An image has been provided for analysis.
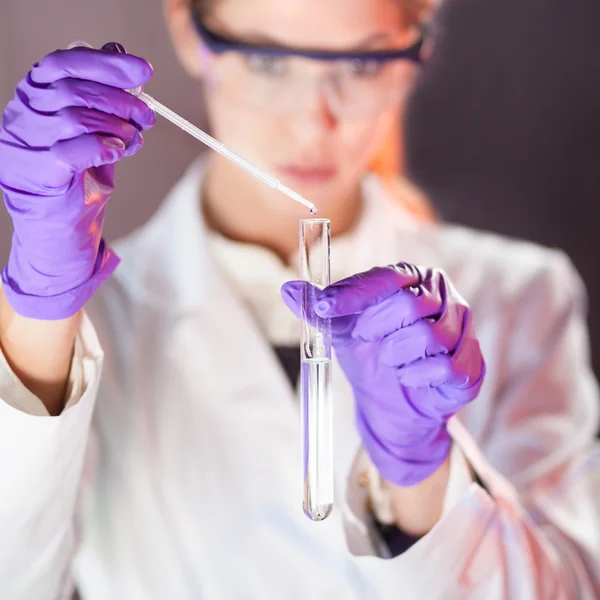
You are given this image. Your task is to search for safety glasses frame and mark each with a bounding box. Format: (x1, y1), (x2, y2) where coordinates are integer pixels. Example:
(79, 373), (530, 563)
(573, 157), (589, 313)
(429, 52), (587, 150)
(193, 12), (425, 64)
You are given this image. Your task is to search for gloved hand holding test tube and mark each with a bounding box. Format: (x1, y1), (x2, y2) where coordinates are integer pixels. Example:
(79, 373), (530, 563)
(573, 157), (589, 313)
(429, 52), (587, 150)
(68, 41), (318, 216)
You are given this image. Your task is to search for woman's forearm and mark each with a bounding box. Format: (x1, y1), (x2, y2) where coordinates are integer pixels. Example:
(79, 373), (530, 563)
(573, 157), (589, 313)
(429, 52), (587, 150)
(0, 287), (80, 416)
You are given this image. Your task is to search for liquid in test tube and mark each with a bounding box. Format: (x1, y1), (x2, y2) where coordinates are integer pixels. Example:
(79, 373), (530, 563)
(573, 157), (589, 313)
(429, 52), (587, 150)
(299, 219), (334, 521)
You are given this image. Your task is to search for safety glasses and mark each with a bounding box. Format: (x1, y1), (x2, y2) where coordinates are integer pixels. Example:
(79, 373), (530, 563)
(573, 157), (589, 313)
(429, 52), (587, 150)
(193, 14), (425, 117)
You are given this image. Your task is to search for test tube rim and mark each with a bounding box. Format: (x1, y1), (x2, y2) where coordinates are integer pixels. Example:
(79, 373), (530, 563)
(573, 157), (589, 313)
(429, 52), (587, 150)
(299, 218), (331, 226)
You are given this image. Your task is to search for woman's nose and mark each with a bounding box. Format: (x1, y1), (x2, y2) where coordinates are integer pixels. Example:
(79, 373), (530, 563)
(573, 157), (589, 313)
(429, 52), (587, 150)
(286, 88), (338, 143)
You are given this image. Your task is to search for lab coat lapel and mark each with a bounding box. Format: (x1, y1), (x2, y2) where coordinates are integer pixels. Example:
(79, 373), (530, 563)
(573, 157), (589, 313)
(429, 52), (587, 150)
(176, 261), (300, 421)
(158, 162), (300, 430)
(134, 157), (303, 493)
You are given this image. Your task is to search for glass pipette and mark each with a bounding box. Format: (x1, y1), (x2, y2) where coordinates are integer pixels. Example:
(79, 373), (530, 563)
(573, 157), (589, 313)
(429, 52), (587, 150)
(67, 41), (317, 215)
(135, 92), (317, 214)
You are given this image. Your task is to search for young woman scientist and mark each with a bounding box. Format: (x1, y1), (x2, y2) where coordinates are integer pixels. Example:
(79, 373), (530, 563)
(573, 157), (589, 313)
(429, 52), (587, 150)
(0, 0), (599, 598)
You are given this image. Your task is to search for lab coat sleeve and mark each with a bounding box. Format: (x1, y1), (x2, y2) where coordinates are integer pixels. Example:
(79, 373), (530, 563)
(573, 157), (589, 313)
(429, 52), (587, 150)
(342, 252), (600, 599)
(0, 312), (103, 600)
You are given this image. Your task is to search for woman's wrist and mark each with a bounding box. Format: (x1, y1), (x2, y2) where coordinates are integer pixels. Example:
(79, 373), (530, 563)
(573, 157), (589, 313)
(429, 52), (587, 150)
(0, 286), (81, 416)
(381, 453), (452, 536)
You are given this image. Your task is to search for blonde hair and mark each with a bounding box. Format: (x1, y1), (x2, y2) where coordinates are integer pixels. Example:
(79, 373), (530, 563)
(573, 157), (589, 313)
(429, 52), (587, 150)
(368, 0), (435, 222)
(402, 0), (434, 27)
(370, 125), (436, 222)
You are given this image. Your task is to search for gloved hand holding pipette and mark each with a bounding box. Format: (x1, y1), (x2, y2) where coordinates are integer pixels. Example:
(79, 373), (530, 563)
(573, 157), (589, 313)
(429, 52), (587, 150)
(282, 263), (486, 487)
(0, 43), (155, 319)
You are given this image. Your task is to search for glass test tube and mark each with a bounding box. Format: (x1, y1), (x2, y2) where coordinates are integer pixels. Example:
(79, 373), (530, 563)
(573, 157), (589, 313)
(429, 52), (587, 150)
(299, 219), (334, 521)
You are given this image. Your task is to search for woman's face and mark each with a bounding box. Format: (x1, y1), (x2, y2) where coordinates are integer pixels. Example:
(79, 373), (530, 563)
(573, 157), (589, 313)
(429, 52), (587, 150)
(167, 0), (418, 211)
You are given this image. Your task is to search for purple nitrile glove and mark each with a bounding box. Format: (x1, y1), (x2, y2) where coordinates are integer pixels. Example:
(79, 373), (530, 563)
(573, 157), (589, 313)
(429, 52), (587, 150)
(0, 42), (156, 319)
(282, 263), (485, 487)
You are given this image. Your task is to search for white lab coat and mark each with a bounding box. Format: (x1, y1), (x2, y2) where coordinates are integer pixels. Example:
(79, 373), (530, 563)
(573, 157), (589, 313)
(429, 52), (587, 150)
(0, 159), (599, 600)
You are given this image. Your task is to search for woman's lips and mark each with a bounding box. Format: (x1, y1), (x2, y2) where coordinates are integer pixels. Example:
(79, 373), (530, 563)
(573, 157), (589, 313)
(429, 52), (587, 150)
(277, 165), (337, 184)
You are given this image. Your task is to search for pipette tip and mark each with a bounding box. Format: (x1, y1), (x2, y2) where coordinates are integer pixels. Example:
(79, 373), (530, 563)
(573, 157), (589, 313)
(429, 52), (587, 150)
(276, 182), (317, 214)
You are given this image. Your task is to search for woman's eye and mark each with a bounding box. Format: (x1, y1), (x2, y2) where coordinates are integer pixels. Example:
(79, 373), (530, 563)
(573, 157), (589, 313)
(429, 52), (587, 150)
(246, 54), (287, 76)
(344, 58), (382, 78)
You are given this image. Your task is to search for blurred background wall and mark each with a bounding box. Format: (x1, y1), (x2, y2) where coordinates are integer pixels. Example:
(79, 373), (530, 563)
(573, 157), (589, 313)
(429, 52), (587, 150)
(404, 0), (600, 377)
(1, 0), (599, 375)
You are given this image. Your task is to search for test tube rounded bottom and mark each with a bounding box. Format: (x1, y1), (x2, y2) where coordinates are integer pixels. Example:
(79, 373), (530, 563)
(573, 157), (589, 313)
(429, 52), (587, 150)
(301, 357), (334, 521)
